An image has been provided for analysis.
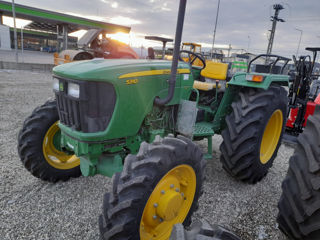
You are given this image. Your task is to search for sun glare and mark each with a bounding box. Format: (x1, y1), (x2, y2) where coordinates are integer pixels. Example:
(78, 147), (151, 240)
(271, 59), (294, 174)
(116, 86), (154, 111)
(2, 16), (31, 28)
(107, 32), (130, 44)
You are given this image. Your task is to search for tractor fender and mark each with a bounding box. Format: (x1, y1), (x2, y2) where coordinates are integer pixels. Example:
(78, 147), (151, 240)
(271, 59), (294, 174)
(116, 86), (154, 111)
(227, 72), (289, 90)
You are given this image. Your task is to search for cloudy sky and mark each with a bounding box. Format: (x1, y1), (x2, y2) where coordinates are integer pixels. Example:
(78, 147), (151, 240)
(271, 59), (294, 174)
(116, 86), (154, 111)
(3, 0), (320, 57)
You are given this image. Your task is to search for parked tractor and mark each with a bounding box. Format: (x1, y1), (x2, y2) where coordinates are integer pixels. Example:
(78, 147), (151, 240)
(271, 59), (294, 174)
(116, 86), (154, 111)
(284, 48), (320, 141)
(17, 0), (289, 239)
(182, 42), (202, 54)
(54, 29), (138, 65)
(180, 42), (204, 67)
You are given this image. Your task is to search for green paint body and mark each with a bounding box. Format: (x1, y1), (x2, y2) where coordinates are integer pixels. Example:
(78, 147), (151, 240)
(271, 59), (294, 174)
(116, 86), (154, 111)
(54, 60), (193, 142)
(52, 59), (289, 177)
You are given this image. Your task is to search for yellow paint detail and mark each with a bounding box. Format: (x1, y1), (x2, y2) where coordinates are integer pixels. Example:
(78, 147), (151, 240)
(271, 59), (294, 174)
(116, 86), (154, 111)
(126, 79), (139, 85)
(42, 121), (80, 170)
(118, 69), (190, 79)
(140, 164), (196, 240)
(193, 80), (221, 91)
(260, 110), (283, 164)
(200, 61), (228, 80)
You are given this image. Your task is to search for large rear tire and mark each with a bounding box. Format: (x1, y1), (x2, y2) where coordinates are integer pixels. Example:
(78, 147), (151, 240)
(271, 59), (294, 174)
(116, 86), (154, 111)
(220, 85), (287, 184)
(277, 106), (320, 239)
(99, 135), (205, 240)
(17, 100), (81, 182)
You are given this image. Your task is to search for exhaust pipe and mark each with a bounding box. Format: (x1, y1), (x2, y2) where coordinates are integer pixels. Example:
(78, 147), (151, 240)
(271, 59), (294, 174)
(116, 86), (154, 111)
(154, 0), (187, 106)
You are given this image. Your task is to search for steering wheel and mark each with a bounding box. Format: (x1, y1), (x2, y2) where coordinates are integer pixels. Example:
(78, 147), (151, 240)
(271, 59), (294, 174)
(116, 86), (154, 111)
(179, 50), (206, 70)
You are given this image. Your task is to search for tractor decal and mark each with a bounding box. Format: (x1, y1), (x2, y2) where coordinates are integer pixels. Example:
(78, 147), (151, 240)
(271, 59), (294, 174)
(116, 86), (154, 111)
(118, 68), (190, 79)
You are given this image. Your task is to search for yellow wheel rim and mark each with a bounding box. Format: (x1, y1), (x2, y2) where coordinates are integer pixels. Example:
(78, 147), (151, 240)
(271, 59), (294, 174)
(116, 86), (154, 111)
(260, 109), (283, 164)
(140, 164), (196, 240)
(42, 121), (80, 170)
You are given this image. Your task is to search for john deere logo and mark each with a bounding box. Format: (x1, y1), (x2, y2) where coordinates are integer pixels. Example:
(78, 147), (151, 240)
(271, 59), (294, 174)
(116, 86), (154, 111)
(59, 82), (64, 91)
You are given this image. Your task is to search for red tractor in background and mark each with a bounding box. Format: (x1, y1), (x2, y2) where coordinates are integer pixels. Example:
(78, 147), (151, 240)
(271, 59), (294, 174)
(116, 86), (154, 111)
(284, 47), (320, 142)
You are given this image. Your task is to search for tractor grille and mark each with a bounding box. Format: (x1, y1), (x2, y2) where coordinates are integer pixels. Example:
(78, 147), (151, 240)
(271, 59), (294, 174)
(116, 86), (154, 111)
(56, 94), (81, 130)
(54, 77), (116, 133)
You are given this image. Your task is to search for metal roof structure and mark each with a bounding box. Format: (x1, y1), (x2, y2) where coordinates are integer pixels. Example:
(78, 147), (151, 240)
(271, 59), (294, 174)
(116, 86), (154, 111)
(0, 0), (130, 34)
(145, 36), (173, 43)
(145, 36), (173, 59)
(25, 22), (77, 33)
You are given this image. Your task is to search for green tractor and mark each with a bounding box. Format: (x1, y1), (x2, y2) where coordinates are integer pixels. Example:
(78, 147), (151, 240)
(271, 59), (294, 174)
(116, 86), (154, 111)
(17, 0), (289, 239)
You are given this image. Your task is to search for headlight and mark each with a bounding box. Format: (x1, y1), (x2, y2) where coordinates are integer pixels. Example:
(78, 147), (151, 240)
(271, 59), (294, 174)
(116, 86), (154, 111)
(53, 78), (59, 91)
(68, 83), (80, 98)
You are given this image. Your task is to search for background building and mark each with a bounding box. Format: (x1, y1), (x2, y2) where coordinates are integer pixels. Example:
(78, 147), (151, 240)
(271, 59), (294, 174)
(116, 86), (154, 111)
(0, 0), (130, 52)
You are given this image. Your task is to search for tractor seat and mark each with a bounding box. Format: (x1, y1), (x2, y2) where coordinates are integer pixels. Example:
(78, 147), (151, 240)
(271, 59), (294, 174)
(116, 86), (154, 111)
(200, 61), (228, 80)
(193, 81), (221, 91)
(193, 61), (227, 91)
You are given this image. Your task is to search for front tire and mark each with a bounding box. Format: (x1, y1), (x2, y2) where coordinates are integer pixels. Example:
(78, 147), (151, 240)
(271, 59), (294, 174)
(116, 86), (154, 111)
(99, 135), (205, 240)
(17, 100), (81, 182)
(220, 85), (287, 183)
(277, 107), (320, 239)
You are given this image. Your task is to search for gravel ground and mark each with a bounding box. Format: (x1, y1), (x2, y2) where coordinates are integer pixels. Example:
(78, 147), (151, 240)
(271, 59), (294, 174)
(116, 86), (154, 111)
(0, 70), (293, 240)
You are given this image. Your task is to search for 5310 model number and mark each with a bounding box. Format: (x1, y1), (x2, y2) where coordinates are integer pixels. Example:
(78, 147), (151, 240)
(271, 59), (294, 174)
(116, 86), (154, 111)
(126, 79), (139, 85)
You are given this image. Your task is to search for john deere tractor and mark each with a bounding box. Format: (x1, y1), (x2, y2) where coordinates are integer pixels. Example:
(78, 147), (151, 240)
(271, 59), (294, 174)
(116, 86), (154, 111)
(17, 0), (289, 239)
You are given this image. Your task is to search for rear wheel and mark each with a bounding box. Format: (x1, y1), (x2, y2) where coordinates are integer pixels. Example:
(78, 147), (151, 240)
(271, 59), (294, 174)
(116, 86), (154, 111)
(99, 135), (205, 240)
(220, 85), (287, 183)
(277, 107), (320, 239)
(17, 100), (81, 182)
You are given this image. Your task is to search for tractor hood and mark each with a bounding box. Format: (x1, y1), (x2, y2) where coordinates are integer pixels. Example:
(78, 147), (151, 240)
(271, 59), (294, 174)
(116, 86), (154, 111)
(53, 59), (190, 83)
(52, 58), (194, 142)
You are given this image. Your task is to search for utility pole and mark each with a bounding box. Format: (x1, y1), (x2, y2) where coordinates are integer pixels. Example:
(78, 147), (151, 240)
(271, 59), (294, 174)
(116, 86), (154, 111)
(266, 4), (285, 57)
(12, 0), (18, 63)
(295, 28), (302, 57)
(210, 0), (221, 59)
(21, 26), (24, 62)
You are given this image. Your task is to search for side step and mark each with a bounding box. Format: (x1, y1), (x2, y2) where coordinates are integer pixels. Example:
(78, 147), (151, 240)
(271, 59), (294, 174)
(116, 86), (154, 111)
(194, 122), (215, 137)
(194, 122), (214, 159)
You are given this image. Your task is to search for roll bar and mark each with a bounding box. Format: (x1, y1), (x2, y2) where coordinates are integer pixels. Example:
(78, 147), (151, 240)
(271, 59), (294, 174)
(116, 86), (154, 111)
(247, 54), (291, 74)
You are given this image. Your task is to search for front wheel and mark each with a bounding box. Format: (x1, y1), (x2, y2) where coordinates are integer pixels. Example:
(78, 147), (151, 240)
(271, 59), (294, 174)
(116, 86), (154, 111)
(220, 85), (287, 184)
(99, 135), (206, 240)
(17, 100), (81, 182)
